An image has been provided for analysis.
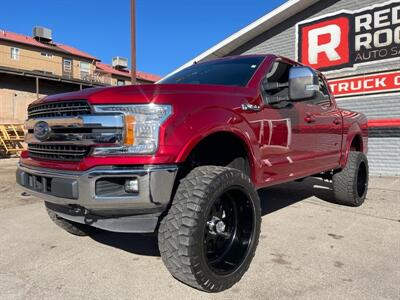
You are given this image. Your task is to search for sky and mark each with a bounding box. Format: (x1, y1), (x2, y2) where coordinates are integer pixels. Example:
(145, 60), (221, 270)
(0, 0), (286, 76)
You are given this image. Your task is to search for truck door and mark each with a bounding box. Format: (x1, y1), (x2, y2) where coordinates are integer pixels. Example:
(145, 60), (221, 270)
(298, 76), (343, 169)
(259, 60), (306, 182)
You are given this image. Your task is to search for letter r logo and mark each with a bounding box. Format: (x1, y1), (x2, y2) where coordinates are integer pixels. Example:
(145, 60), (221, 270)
(308, 25), (342, 64)
(299, 17), (350, 70)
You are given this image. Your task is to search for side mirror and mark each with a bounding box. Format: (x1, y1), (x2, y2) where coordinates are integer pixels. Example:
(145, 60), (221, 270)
(262, 81), (288, 92)
(289, 66), (318, 101)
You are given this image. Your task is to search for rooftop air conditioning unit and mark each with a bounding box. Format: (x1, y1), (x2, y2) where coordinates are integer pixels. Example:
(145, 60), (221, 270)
(33, 26), (52, 42)
(112, 57), (128, 70)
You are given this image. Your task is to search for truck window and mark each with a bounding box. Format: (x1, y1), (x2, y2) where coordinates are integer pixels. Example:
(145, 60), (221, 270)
(159, 56), (264, 87)
(262, 61), (291, 103)
(306, 76), (332, 106)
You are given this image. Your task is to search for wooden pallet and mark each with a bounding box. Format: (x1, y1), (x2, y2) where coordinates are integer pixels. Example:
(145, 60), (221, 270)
(0, 124), (25, 157)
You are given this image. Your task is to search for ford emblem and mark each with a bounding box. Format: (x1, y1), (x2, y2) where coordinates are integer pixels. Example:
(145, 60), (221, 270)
(33, 121), (51, 141)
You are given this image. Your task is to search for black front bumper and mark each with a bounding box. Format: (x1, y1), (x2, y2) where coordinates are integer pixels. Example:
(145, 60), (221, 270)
(45, 202), (163, 233)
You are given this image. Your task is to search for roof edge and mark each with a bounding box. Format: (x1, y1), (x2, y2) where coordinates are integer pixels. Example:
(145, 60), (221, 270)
(0, 29), (100, 61)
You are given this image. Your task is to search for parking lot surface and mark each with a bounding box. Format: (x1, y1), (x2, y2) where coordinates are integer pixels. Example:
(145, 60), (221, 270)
(0, 158), (399, 299)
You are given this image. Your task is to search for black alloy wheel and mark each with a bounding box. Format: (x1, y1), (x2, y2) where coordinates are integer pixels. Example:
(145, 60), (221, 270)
(356, 161), (367, 198)
(203, 187), (254, 275)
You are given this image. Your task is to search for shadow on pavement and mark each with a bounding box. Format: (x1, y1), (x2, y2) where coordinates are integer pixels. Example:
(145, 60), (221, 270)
(91, 177), (335, 257)
(91, 232), (160, 257)
(259, 177), (336, 216)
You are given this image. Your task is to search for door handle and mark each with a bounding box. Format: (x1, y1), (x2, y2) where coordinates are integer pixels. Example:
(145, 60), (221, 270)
(333, 118), (341, 125)
(304, 113), (316, 123)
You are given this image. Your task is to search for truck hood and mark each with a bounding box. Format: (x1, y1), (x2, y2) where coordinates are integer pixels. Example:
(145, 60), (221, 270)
(31, 84), (255, 106)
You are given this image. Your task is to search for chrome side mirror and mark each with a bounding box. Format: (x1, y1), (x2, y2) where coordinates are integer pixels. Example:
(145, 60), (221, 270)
(289, 66), (318, 101)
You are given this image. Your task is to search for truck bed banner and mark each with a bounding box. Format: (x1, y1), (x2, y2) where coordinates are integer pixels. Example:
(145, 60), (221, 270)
(297, 0), (400, 71)
(328, 71), (400, 98)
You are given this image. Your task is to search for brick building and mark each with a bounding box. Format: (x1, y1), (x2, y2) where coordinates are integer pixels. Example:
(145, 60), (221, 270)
(0, 27), (160, 124)
(170, 0), (400, 176)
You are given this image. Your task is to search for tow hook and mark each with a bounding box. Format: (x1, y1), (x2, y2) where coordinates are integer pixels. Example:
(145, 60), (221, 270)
(68, 205), (89, 216)
(68, 205), (96, 224)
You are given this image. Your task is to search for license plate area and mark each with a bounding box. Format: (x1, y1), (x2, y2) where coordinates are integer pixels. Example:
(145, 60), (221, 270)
(16, 169), (78, 199)
(25, 173), (52, 193)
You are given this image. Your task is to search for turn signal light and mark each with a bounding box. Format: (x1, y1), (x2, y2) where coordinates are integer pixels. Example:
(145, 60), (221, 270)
(124, 115), (135, 145)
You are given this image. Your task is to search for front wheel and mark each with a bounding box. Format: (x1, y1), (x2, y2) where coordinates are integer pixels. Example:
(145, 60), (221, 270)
(158, 166), (261, 292)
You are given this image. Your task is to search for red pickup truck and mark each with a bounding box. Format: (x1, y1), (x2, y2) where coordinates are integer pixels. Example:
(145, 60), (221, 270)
(16, 55), (368, 292)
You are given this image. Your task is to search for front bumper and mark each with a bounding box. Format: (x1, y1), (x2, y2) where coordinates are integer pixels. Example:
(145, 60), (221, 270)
(16, 163), (178, 232)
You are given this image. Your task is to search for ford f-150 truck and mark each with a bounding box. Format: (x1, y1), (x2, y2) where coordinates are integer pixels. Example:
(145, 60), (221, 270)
(16, 55), (368, 292)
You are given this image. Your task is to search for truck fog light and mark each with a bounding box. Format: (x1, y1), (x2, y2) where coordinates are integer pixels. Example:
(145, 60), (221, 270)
(124, 178), (139, 193)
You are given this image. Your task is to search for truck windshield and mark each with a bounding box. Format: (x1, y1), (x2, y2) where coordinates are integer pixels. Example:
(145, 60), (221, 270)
(159, 57), (264, 87)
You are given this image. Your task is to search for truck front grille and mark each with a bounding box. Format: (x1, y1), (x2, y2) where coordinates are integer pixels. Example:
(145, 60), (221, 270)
(28, 101), (91, 119)
(28, 144), (91, 161)
(25, 100), (124, 162)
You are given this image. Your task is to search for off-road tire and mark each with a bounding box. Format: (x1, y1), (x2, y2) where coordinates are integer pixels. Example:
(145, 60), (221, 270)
(332, 151), (369, 207)
(47, 208), (101, 236)
(158, 166), (261, 292)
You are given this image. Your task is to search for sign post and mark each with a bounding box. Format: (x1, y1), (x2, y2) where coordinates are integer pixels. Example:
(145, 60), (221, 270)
(131, 0), (136, 84)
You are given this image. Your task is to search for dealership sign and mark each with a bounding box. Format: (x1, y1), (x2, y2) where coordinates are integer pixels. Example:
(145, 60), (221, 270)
(328, 70), (400, 97)
(297, 0), (400, 71)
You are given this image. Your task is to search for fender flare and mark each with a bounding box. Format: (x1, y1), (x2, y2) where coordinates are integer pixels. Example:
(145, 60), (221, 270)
(173, 107), (262, 170)
(340, 122), (364, 168)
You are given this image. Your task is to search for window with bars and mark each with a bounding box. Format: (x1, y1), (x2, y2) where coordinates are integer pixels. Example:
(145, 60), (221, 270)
(10, 47), (20, 60)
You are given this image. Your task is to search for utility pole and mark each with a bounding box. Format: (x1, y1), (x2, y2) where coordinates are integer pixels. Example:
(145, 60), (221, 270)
(130, 0), (136, 84)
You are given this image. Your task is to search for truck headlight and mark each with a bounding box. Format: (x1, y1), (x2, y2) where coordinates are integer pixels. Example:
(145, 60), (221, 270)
(93, 104), (172, 155)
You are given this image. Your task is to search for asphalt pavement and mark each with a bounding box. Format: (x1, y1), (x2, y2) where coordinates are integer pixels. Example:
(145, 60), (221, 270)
(0, 158), (399, 299)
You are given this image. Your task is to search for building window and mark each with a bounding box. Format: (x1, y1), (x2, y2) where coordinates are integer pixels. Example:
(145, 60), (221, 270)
(63, 59), (72, 72)
(41, 52), (53, 58)
(117, 79), (125, 86)
(63, 58), (72, 77)
(10, 47), (20, 60)
(80, 62), (90, 81)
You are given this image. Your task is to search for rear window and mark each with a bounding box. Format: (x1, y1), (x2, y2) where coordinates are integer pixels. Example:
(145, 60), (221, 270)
(159, 57), (264, 87)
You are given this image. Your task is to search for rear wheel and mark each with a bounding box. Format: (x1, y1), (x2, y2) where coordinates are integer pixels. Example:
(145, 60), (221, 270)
(332, 151), (369, 207)
(158, 166), (261, 292)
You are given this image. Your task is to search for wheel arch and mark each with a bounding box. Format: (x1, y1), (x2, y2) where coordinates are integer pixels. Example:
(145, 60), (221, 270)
(340, 122), (365, 168)
(177, 129), (257, 181)
(350, 134), (364, 152)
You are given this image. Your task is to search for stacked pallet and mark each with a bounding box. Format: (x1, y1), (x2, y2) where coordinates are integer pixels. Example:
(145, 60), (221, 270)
(0, 124), (25, 157)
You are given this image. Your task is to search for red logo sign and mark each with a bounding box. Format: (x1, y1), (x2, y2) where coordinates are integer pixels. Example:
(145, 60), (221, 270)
(328, 71), (400, 97)
(300, 17), (350, 69)
(297, 0), (400, 71)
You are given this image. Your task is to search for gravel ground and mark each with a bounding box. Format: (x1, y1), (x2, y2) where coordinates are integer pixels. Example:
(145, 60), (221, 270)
(0, 158), (399, 300)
